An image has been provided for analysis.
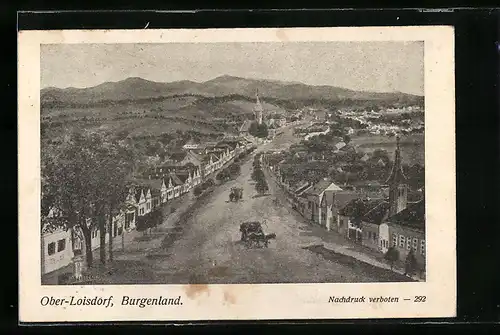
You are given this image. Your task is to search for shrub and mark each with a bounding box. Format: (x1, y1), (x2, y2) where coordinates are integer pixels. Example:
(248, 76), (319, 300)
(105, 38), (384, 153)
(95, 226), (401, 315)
(405, 250), (418, 276)
(384, 247), (400, 270)
(193, 185), (203, 196)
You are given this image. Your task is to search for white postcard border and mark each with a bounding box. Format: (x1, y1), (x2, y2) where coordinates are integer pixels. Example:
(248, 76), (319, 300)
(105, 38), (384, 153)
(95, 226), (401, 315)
(18, 26), (456, 322)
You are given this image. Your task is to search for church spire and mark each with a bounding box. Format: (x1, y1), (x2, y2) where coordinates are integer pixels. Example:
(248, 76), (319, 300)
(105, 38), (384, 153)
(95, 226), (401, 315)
(254, 89), (264, 125)
(385, 135), (407, 185)
(387, 135), (408, 216)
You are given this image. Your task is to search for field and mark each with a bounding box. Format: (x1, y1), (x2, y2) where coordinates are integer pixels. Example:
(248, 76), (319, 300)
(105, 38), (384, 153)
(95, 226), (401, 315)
(40, 95), (290, 141)
(351, 133), (425, 166)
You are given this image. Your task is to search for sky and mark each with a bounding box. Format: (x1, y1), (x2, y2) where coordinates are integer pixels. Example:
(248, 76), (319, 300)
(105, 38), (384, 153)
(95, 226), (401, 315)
(40, 41), (424, 95)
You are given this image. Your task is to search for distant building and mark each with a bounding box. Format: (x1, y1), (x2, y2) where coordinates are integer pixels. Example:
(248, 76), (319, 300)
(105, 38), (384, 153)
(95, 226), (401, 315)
(303, 178), (343, 226)
(182, 140), (199, 150)
(360, 201), (391, 252)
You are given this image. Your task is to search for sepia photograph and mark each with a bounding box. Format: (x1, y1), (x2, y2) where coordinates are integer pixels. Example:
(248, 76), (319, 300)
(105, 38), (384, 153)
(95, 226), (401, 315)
(19, 27), (456, 321)
(39, 41), (426, 285)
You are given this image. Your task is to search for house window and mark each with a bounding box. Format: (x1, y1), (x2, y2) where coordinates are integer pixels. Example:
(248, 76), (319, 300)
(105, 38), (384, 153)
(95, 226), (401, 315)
(421, 240), (425, 256)
(48, 242), (56, 255)
(392, 233), (398, 247)
(373, 233), (377, 242)
(406, 237), (412, 250)
(412, 238), (418, 252)
(399, 235), (405, 248)
(57, 239), (66, 252)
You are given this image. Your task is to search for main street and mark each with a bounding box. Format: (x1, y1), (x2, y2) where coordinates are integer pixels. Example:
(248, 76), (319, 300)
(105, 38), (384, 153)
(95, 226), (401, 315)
(136, 124), (410, 284)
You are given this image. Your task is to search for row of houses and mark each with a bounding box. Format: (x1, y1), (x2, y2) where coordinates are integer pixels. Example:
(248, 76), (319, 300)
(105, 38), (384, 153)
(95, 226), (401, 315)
(41, 137), (255, 284)
(263, 136), (426, 278)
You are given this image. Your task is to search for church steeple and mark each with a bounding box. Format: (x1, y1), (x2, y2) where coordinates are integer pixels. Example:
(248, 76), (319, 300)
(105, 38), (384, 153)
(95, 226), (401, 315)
(254, 90), (264, 125)
(387, 136), (408, 216)
(386, 136), (407, 185)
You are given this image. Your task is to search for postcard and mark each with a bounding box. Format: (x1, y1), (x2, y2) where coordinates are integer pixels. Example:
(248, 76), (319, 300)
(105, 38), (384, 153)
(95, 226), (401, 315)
(18, 26), (456, 322)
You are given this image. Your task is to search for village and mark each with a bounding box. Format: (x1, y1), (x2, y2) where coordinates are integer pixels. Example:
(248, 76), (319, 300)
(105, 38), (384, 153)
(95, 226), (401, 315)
(41, 90), (425, 285)
(261, 133), (425, 280)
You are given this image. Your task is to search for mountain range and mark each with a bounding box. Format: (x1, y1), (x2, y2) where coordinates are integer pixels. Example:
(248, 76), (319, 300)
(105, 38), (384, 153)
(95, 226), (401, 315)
(41, 75), (424, 107)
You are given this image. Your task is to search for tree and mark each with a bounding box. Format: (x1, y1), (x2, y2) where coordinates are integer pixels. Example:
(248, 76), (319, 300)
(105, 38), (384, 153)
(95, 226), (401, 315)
(255, 179), (269, 194)
(194, 185), (203, 196)
(404, 250), (418, 277)
(229, 163), (241, 177)
(41, 131), (135, 268)
(204, 179), (215, 188)
(384, 247), (400, 270)
(249, 121), (259, 137)
(249, 121), (269, 138)
(41, 131), (101, 268)
(101, 143), (134, 263)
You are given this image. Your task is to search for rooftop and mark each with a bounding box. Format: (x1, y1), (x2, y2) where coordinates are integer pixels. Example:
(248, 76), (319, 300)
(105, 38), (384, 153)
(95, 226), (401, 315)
(387, 199), (425, 230)
(361, 201), (391, 225)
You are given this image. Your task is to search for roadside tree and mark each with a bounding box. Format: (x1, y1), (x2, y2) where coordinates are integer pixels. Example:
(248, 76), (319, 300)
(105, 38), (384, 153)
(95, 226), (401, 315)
(384, 247), (400, 270)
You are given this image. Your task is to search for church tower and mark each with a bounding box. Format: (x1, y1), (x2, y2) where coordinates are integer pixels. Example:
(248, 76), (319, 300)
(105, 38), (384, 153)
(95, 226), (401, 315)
(254, 92), (264, 125)
(386, 136), (408, 216)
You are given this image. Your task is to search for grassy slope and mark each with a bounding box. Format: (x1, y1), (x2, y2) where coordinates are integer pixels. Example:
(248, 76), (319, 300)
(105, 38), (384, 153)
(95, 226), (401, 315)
(351, 133), (425, 166)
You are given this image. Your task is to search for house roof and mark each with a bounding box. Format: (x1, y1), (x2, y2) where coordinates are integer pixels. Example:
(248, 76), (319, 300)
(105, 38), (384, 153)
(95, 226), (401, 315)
(360, 153), (370, 161)
(361, 201), (390, 225)
(186, 151), (204, 165)
(182, 139), (198, 147)
(294, 181), (310, 193)
(134, 188), (145, 203)
(340, 144), (356, 152)
(168, 173), (184, 186)
(128, 178), (164, 191)
(202, 155), (213, 163)
(210, 153), (220, 162)
(169, 151), (188, 162)
(239, 120), (253, 132)
(308, 179), (342, 196)
(387, 199), (425, 230)
(332, 191), (360, 210)
(175, 171), (190, 183)
(339, 198), (381, 218)
(215, 143), (232, 150)
(335, 141), (346, 150)
(41, 221), (68, 235)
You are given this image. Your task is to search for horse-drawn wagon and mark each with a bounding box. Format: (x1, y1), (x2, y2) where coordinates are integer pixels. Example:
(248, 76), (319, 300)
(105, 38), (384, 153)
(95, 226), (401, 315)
(239, 221), (276, 248)
(229, 187), (243, 202)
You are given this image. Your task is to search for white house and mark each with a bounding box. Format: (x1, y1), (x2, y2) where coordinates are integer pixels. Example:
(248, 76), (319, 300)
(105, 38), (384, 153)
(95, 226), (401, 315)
(41, 226), (75, 284)
(134, 188), (148, 216)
